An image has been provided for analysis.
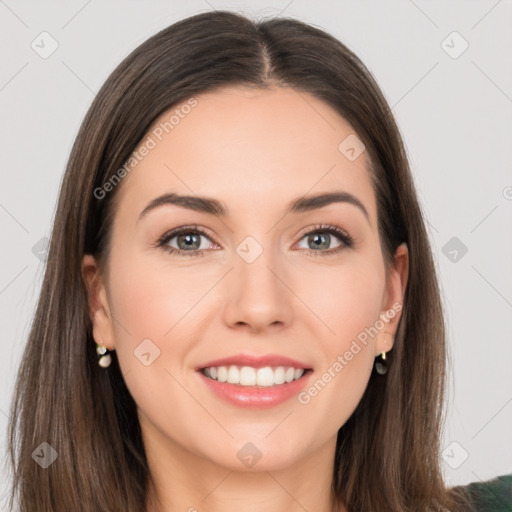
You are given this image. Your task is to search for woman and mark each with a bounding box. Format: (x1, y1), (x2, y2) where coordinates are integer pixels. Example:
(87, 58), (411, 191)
(7, 9), (505, 512)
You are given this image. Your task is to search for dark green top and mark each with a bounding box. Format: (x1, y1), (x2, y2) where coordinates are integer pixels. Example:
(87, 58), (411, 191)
(457, 474), (512, 511)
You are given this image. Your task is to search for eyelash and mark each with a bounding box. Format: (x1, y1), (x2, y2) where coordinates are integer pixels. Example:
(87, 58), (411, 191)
(155, 224), (354, 258)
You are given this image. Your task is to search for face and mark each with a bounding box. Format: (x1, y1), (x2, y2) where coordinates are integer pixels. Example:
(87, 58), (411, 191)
(83, 86), (408, 473)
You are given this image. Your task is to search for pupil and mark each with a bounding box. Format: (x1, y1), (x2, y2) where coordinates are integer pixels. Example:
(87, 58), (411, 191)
(310, 233), (329, 250)
(179, 233), (200, 250)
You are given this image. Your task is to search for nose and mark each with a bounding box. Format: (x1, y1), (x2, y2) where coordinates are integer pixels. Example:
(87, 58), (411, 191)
(221, 245), (294, 333)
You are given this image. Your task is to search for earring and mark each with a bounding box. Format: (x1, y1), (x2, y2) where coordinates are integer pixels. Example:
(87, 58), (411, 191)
(374, 351), (388, 375)
(96, 342), (112, 368)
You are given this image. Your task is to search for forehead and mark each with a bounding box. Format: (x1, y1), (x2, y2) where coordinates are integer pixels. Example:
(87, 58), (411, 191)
(115, 86), (376, 223)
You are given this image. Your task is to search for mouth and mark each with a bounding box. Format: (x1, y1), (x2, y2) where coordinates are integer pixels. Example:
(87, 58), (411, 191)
(195, 354), (313, 408)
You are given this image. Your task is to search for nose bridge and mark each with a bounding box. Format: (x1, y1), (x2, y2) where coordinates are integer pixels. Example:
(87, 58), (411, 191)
(222, 234), (293, 330)
(234, 234), (283, 302)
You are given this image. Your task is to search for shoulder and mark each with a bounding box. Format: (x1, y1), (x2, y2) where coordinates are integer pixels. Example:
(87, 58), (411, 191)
(456, 474), (512, 511)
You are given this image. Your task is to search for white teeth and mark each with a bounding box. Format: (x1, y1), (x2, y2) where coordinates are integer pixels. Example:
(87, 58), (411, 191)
(202, 365), (307, 387)
(217, 366), (227, 382)
(274, 367), (286, 385)
(227, 365), (239, 384)
(256, 367), (274, 387)
(239, 366), (256, 386)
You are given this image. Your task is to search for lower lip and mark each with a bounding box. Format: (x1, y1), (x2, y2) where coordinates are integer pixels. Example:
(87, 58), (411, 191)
(198, 370), (312, 408)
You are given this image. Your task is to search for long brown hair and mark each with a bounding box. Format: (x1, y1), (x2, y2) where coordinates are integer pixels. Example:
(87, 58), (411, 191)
(7, 10), (473, 511)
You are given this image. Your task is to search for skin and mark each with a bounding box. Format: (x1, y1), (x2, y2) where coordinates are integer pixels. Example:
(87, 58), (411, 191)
(82, 86), (408, 512)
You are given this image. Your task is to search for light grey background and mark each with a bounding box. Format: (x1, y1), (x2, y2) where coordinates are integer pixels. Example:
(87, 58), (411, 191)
(1, 0), (511, 507)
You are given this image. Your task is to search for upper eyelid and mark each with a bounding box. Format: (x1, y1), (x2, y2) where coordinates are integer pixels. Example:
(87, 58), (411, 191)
(157, 225), (216, 245)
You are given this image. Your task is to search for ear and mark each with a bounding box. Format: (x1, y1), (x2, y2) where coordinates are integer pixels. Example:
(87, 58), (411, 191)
(81, 254), (116, 351)
(375, 242), (409, 355)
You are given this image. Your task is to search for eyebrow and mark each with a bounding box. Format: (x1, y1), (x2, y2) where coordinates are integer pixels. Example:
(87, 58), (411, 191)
(137, 191), (370, 223)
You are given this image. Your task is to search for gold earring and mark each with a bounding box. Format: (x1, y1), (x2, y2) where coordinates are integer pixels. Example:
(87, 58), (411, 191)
(96, 342), (112, 368)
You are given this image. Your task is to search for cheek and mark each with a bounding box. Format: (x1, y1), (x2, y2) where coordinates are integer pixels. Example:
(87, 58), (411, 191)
(293, 259), (385, 415)
(104, 248), (210, 398)
(107, 249), (216, 345)
(105, 253), (215, 447)
(298, 257), (386, 345)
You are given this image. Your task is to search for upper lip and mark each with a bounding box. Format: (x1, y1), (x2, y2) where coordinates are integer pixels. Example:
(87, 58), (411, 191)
(197, 353), (312, 371)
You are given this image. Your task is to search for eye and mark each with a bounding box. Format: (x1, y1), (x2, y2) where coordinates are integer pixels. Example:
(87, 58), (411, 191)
(295, 224), (354, 256)
(155, 223), (354, 258)
(156, 225), (218, 257)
